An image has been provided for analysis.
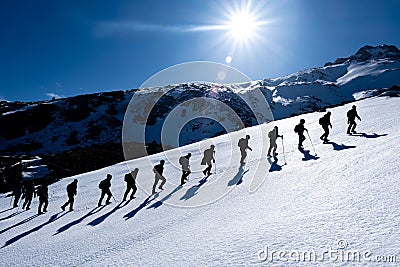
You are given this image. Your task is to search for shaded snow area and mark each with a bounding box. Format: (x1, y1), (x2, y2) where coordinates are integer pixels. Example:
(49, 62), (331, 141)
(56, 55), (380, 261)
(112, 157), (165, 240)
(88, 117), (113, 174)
(0, 96), (399, 266)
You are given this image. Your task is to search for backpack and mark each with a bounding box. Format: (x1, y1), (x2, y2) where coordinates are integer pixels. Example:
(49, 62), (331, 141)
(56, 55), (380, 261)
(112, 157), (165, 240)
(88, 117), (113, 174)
(294, 124), (300, 133)
(98, 180), (105, 190)
(347, 110), (351, 118)
(238, 138), (245, 147)
(268, 131), (273, 138)
(319, 117), (324, 125)
(179, 156), (185, 165)
(67, 183), (74, 194)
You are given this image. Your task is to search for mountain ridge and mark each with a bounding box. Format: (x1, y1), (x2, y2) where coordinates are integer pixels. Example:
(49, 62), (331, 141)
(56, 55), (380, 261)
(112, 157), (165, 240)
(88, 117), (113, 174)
(0, 44), (399, 188)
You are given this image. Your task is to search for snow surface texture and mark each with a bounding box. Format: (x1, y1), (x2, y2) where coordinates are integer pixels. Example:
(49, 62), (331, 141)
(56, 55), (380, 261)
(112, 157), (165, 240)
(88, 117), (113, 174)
(0, 96), (399, 266)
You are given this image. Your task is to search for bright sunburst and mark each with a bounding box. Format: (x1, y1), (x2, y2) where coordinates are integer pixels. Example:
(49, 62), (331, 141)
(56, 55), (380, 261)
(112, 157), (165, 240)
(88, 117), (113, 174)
(226, 8), (258, 41)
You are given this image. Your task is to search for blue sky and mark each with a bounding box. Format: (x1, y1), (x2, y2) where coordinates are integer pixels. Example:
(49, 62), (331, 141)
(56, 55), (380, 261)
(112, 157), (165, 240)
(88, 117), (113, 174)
(1, 0), (399, 101)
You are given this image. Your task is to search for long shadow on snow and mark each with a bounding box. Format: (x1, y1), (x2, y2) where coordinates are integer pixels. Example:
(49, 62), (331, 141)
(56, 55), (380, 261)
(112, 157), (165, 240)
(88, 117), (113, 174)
(87, 200), (132, 227)
(0, 207), (14, 215)
(228, 165), (249, 186)
(299, 149), (320, 161)
(325, 141), (356, 151)
(180, 176), (209, 201)
(124, 193), (159, 220)
(148, 186), (182, 208)
(2, 212), (67, 248)
(267, 157), (283, 172)
(350, 132), (388, 138)
(0, 214), (39, 235)
(54, 206), (106, 235)
(0, 210), (25, 221)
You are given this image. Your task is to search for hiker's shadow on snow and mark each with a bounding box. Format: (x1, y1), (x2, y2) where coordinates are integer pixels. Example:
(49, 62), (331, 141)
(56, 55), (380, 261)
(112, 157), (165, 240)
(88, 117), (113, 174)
(148, 186), (182, 208)
(228, 166), (249, 186)
(351, 132), (388, 138)
(87, 200), (131, 227)
(54, 206), (105, 235)
(267, 157), (282, 172)
(124, 194), (158, 220)
(299, 149), (320, 161)
(325, 141), (356, 151)
(0, 207), (14, 215)
(3, 212), (67, 248)
(0, 210), (24, 221)
(180, 176), (209, 201)
(0, 214), (39, 235)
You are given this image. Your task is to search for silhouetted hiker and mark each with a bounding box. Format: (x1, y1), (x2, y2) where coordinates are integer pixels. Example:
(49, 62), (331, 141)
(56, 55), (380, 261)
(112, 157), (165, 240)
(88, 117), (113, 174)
(36, 183), (48, 215)
(347, 105), (361, 134)
(123, 168), (138, 201)
(267, 126), (283, 157)
(98, 174), (113, 206)
(319, 111), (332, 142)
(294, 119), (308, 149)
(238, 135), (252, 164)
(152, 160), (166, 195)
(61, 179), (78, 211)
(201, 145), (215, 176)
(179, 153), (192, 185)
(22, 180), (34, 210)
(12, 179), (22, 208)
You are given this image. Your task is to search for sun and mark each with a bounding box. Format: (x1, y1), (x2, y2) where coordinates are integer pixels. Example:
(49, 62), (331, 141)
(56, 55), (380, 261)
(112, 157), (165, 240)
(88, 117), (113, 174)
(227, 10), (257, 41)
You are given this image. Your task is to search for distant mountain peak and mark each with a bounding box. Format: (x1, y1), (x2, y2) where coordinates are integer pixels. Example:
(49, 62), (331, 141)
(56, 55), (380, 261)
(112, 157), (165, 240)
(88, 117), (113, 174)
(325, 44), (400, 66)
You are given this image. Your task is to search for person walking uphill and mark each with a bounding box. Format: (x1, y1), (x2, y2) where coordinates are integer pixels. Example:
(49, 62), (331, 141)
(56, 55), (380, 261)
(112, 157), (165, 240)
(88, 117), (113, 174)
(12, 179), (22, 208)
(347, 105), (361, 134)
(201, 145), (215, 176)
(294, 119), (308, 149)
(179, 153), (191, 185)
(238, 135), (252, 164)
(61, 179), (78, 211)
(22, 180), (34, 210)
(152, 160), (166, 195)
(319, 112), (332, 142)
(123, 168), (138, 201)
(11, 161), (23, 208)
(267, 126), (282, 157)
(98, 174), (113, 206)
(36, 182), (48, 215)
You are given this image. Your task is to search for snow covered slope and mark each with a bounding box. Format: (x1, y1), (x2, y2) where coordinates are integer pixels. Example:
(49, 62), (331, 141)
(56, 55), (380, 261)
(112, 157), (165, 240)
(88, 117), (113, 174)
(1, 95), (398, 266)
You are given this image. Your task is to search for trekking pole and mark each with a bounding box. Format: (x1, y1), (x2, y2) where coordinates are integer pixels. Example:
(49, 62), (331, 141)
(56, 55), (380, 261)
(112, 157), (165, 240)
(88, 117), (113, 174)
(213, 151), (216, 174)
(281, 136), (287, 165)
(306, 131), (317, 156)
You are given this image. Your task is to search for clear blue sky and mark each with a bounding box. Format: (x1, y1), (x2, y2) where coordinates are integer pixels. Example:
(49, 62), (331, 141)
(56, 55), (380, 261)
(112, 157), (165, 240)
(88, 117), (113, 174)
(1, 0), (399, 101)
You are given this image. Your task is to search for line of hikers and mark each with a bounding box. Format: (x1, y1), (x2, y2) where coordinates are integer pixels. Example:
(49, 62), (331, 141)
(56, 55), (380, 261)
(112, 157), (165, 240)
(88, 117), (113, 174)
(9, 105), (362, 213)
(11, 179), (49, 215)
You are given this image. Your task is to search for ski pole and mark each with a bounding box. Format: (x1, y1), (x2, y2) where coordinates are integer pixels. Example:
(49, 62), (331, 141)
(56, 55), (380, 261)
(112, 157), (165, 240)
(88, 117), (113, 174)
(112, 195), (117, 202)
(213, 151), (216, 174)
(281, 136), (287, 165)
(306, 131), (317, 156)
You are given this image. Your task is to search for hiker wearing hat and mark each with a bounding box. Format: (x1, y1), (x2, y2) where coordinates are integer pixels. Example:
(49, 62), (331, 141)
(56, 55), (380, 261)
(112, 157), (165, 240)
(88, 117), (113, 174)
(201, 145), (216, 175)
(98, 174), (113, 206)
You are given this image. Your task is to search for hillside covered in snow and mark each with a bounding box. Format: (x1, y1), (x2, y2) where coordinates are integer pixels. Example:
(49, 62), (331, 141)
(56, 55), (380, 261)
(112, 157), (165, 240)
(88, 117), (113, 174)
(0, 94), (398, 266)
(0, 44), (400, 186)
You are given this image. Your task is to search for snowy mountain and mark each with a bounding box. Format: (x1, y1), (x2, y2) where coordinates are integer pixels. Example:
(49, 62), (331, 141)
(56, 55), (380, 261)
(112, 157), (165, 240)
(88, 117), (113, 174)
(0, 44), (399, 183)
(0, 95), (398, 266)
